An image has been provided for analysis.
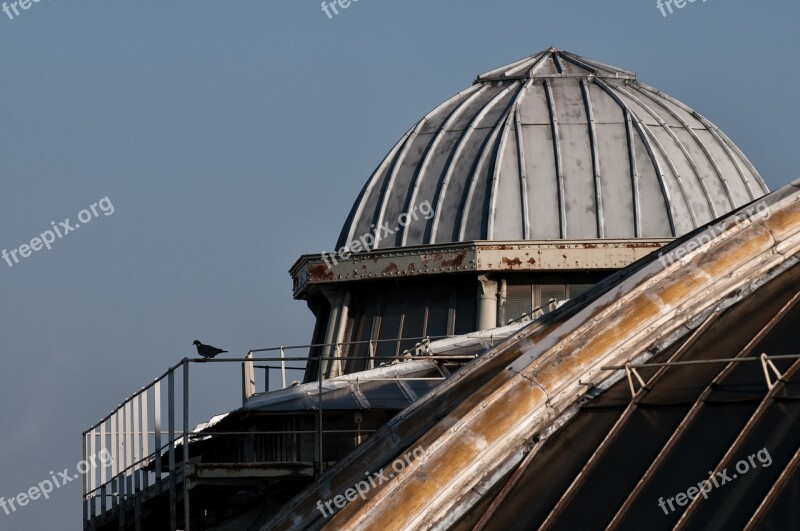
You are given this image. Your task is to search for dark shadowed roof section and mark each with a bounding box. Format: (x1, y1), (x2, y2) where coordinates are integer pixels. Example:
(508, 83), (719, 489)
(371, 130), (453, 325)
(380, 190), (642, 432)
(468, 261), (800, 530)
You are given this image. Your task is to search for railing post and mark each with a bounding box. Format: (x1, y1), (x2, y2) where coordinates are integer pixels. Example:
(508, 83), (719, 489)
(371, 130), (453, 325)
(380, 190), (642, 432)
(280, 346), (287, 389)
(368, 339), (375, 370)
(183, 359), (190, 531)
(89, 428), (96, 519)
(133, 396), (141, 496)
(317, 357), (324, 476)
(118, 408), (127, 526)
(335, 342), (342, 363)
(154, 381), (162, 482)
(242, 351), (255, 405)
(141, 391), (149, 491)
(82, 431), (88, 527)
(168, 368), (176, 531)
(125, 401), (133, 501)
(100, 420), (107, 514)
(110, 412), (117, 510)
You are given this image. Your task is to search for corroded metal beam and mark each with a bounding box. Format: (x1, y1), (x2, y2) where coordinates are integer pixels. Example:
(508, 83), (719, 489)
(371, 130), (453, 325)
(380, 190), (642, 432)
(290, 239), (670, 299)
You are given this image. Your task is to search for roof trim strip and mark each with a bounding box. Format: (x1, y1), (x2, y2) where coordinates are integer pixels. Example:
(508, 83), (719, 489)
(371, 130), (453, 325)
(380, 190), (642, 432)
(595, 78), (679, 234)
(631, 83), (736, 212)
(401, 85), (488, 246)
(429, 85), (517, 244)
(582, 78), (604, 238)
(456, 94), (518, 241)
(544, 79), (567, 239)
(617, 84), (717, 220)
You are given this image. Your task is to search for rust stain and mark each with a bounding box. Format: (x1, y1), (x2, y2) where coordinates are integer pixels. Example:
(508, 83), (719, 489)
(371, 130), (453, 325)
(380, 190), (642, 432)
(761, 201), (800, 239)
(624, 242), (663, 249)
(697, 227), (774, 280)
(383, 262), (399, 274)
(502, 257), (523, 268)
(532, 292), (662, 389)
(528, 258), (536, 265)
(407, 263), (417, 273)
(309, 264), (334, 281)
(656, 269), (707, 307)
(441, 253), (466, 268)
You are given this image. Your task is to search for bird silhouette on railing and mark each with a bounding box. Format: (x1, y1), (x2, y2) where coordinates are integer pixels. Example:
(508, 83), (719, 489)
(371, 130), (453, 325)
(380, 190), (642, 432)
(193, 340), (228, 359)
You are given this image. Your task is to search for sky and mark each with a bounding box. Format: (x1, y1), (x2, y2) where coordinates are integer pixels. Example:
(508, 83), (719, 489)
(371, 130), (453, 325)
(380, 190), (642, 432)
(0, 0), (798, 528)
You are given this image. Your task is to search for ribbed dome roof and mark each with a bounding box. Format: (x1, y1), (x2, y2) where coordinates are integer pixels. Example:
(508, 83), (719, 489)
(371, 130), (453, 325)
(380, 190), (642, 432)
(337, 48), (768, 250)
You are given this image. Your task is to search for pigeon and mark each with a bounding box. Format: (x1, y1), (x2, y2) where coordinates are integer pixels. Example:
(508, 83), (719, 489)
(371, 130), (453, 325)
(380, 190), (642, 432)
(193, 340), (228, 359)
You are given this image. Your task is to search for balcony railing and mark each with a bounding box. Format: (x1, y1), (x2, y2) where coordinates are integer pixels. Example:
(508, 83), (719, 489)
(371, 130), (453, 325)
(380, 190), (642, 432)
(81, 335), (479, 530)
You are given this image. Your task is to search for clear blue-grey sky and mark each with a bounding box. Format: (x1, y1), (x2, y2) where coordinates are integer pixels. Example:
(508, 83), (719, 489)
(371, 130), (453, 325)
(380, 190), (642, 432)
(0, 0), (798, 528)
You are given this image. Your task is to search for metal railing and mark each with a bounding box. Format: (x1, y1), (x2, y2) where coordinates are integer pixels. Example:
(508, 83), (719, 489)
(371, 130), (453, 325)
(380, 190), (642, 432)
(82, 335), (476, 530)
(243, 334), (457, 394)
(82, 358), (189, 529)
(601, 353), (800, 397)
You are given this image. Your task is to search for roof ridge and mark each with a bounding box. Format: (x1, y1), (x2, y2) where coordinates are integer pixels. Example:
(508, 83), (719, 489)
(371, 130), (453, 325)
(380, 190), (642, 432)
(476, 48), (637, 83)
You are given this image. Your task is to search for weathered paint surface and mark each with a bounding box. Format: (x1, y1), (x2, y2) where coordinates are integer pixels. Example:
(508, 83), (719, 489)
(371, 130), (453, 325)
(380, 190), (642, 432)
(336, 49), (767, 252)
(290, 239), (672, 298)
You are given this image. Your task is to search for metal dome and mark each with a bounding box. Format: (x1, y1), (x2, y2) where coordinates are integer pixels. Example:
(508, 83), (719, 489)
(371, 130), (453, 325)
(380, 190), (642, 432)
(337, 48), (768, 250)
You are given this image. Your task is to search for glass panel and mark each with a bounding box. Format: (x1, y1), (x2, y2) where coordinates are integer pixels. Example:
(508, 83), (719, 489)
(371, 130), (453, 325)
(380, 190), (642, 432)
(538, 280), (567, 310)
(568, 283), (595, 299)
(426, 283), (450, 339)
(303, 298), (331, 383)
(506, 279), (533, 323)
(454, 278), (477, 334)
(400, 286), (428, 353)
(344, 292), (378, 373)
(376, 287), (403, 361)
